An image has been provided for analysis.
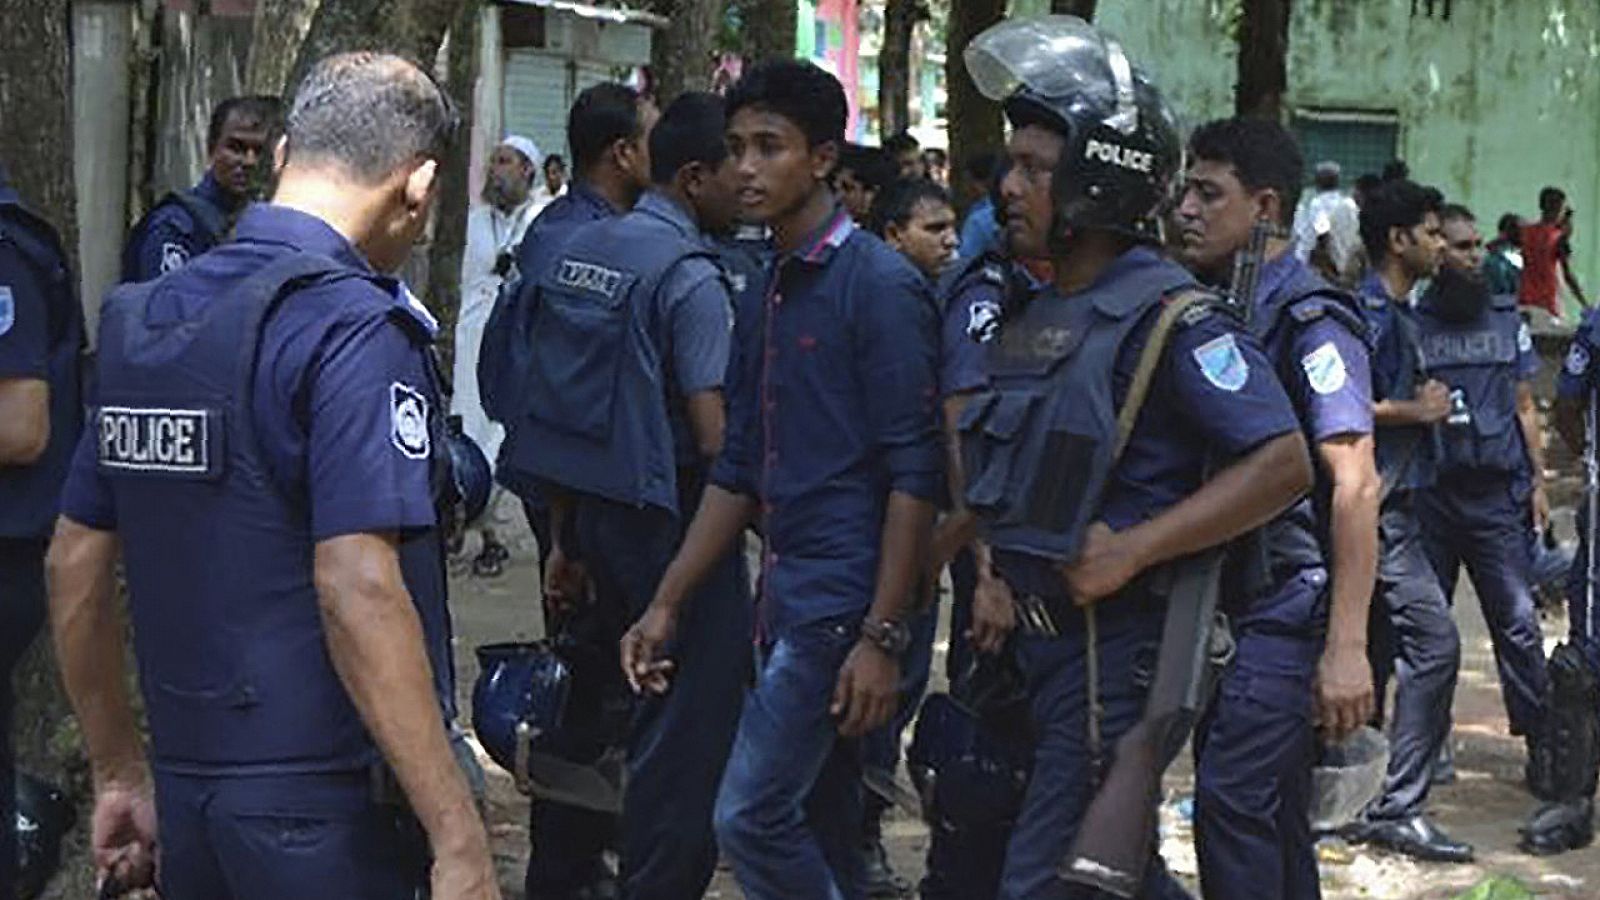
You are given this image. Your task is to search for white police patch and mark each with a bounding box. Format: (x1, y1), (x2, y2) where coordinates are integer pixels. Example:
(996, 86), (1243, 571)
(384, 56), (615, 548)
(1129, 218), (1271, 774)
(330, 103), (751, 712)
(160, 242), (190, 274)
(967, 297), (1004, 344)
(0, 286), (13, 338)
(1193, 333), (1249, 392)
(1568, 342), (1591, 377)
(1518, 322), (1534, 354)
(1301, 341), (1348, 396)
(97, 406), (212, 475)
(390, 383), (430, 460)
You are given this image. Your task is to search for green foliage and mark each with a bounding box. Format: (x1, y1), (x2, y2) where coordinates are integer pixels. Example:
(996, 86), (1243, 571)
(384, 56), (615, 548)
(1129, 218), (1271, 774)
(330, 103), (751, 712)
(1454, 876), (1537, 900)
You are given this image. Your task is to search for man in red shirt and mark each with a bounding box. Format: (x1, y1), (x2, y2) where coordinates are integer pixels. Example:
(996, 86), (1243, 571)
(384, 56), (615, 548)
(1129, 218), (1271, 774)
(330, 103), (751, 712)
(1519, 186), (1588, 321)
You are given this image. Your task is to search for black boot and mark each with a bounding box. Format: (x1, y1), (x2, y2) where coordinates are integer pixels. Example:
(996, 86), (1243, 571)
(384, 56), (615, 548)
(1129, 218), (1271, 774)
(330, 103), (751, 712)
(1520, 797), (1595, 856)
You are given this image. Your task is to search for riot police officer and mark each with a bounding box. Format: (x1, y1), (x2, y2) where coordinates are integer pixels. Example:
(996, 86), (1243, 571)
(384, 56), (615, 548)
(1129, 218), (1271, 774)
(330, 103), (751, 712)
(122, 95), (280, 282)
(1416, 203), (1550, 772)
(623, 60), (942, 900)
(0, 162), (82, 900)
(47, 53), (498, 899)
(476, 80), (658, 900)
(959, 17), (1312, 898)
(1345, 178), (1473, 862)
(1174, 117), (1380, 899)
(519, 91), (752, 899)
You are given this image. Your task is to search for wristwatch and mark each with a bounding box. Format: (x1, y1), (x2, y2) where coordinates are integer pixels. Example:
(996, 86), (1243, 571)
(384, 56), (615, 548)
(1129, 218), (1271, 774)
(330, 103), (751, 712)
(860, 616), (912, 656)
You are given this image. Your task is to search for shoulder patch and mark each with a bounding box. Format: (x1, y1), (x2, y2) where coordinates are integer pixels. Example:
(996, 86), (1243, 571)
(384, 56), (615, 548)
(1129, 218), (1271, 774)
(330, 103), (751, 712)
(1567, 341), (1591, 377)
(390, 382), (431, 460)
(1289, 297), (1330, 324)
(1176, 300), (1218, 328)
(160, 241), (190, 274)
(1518, 322), (1534, 354)
(1193, 332), (1249, 392)
(966, 295), (1004, 344)
(0, 285), (12, 337)
(1301, 340), (1348, 395)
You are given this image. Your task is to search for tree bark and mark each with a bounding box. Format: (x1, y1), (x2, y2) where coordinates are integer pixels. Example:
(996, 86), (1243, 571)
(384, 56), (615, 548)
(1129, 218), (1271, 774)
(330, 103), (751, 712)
(744, 0), (798, 64)
(425, 0), (481, 362)
(946, 0), (1005, 216)
(1236, 0), (1291, 120)
(650, 0), (722, 106)
(878, 0), (915, 137)
(244, 0), (322, 96)
(288, 0), (465, 91)
(1049, 0), (1098, 19)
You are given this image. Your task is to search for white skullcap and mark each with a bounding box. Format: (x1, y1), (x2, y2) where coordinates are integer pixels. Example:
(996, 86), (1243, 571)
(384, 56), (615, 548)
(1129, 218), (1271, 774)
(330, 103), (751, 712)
(500, 135), (541, 167)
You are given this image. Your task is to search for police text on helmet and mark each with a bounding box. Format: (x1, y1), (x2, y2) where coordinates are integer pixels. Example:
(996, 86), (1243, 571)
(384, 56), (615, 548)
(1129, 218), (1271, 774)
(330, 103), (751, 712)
(1084, 138), (1153, 174)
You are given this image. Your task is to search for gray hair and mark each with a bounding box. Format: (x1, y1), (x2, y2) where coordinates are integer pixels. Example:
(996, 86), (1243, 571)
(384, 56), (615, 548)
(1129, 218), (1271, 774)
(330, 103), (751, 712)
(286, 52), (459, 184)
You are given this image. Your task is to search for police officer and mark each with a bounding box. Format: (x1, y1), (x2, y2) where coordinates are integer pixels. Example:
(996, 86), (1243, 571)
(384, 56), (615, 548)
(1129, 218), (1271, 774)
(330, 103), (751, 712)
(959, 18), (1313, 899)
(122, 95), (280, 282)
(623, 60), (942, 900)
(0, 162), (82, 900)
(1174, 117), (1380, 899)
(1344, 178), (1473, 861)
(1416, 203), (1550, 773)
(475, 81), (658, 900)
(47, 53), (498, 899)
(515, 91), (751, 900)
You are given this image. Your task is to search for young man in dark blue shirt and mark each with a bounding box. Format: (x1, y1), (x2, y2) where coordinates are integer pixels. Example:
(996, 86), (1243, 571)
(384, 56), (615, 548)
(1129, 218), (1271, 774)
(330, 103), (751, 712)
(620, 61), (942, 899)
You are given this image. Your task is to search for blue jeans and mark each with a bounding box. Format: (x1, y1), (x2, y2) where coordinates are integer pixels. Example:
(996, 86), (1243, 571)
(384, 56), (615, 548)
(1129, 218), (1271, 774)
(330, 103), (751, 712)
(715, 615), (867, 900)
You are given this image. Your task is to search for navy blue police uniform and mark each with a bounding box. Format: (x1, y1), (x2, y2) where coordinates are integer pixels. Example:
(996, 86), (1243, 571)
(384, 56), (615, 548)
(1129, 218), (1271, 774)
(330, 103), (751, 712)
(717, 221), (774, 309)
(121, 172), (237, 283)
(476, 179), (627, 898)
(709, 207), (943, 900)
(1415, 291), (1548, 739)
(0, 170), (83, 899)
(1192, 251), (1373, 899)
(59, 205), (455, 900)
(1555, 317), (1600, 671)
(1353, 271), (1462, 829)
(518, 190), (752, 899)
(960, 246), (1302, 900)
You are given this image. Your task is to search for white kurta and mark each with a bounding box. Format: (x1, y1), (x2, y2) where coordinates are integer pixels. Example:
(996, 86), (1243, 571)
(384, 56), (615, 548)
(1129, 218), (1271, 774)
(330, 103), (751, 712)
(453, 199), (537, 467)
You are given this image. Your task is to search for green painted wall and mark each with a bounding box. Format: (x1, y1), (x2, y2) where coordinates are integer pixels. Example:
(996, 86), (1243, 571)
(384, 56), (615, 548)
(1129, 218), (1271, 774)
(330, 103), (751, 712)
(1003, 1), (1600, 317)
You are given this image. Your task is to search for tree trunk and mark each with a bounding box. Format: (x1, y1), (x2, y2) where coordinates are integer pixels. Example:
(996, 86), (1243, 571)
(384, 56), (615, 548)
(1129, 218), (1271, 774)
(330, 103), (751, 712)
(744, 0), (797, 64)
(878, 0), (914, 137)
(650, 0), (722, 106)
(1236, 0), (1291, 120)
(1049, 0), (1098, 19)
(288, 0), (464, 91)
(244, 0), (322, 95)
(425, 0), (481, 363)
(946, 0), (1005, 217)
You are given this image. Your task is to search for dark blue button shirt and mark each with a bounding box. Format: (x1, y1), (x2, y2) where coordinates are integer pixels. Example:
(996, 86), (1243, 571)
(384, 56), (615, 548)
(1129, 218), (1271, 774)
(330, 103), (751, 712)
(1559, 309), (1600, 402)
(499, 181), (623, 493)
(123, 172), (236, 283)
(1257, 252), (1374, 444)
(62, 204), (439, 540)
(711, 207), (942, 632)
(1360, 271), (1436, 491)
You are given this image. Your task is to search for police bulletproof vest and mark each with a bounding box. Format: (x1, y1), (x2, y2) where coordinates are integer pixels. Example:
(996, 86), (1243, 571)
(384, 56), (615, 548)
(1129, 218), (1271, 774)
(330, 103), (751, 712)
(1417, 293), (1526, 474)
(960, 250), (1196, 563)
(1365, 291), (1432, 492)
(120, 189), (227, 281)
(95, 248), (453, 772)
(0, 202), (82, 539)
(1249, 263), (1371, 582)
(518, 214), (713, 515)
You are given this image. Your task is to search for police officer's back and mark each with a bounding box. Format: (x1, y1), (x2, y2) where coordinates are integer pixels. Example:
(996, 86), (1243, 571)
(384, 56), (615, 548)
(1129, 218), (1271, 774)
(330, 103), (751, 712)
(48, 53), (500, 900)
(122, 95), (280, 283)
(0, 162), (82, 900)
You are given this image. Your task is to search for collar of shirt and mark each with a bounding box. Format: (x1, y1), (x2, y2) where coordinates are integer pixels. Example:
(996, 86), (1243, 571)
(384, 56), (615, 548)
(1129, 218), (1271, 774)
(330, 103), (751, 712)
(234, 204), (375, 274)
(1254, 246), (1301, 307)
(636, 190), (701, 242)
(1359, 271), (1395, 309)
(783, 204), (856, 268)
(568, 180), (622, 218)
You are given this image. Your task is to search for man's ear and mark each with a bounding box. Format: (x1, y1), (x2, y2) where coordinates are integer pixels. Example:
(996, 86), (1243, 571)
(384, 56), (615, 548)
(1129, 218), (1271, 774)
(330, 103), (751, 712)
(811, 139), (840, 183)
(406, 159), (439, 214)
(272, 135), (289, 176)
(1256, 188), (1283, 229)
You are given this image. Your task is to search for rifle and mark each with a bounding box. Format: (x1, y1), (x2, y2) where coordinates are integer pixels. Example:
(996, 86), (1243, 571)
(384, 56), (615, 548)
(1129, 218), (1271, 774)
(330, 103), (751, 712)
(1057, 217), (1272, 896)
(1587, 385), (1597, 642)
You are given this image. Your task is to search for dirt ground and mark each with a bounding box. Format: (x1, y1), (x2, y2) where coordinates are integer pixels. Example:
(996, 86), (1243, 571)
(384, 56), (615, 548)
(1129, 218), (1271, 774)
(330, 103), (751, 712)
(448, 493), (1600, 900)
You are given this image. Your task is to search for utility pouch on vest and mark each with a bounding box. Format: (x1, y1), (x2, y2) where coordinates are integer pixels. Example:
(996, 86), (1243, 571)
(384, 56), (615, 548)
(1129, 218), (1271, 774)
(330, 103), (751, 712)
(1059, 289), (1235, 898)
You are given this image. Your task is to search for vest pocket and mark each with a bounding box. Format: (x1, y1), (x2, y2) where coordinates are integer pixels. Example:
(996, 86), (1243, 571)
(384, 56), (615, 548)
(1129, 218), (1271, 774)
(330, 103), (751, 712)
(525, 290), (629, 440)
(961, 390), (1040, 517)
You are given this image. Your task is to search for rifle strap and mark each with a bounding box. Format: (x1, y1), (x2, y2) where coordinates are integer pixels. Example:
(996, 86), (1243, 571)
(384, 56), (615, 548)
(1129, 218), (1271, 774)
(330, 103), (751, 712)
(1085, 287), (1218, 778)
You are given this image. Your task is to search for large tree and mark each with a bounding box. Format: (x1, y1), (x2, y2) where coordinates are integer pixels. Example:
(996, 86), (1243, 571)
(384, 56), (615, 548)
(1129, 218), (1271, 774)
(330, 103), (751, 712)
(244, 0), (322, 95)
(288, 0), (463, 89)
(425, 0), (482, 367)
(945, 0), (1005, 214)
(650, 0), (722, 105)
(743, 0), (798, 63)
(1236, 0), (1291, 120)
(878, 0), (917, 137)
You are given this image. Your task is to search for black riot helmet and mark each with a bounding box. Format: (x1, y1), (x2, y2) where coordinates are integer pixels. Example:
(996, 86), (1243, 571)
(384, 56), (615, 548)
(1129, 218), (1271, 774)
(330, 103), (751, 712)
(965, 15), (1181, 247)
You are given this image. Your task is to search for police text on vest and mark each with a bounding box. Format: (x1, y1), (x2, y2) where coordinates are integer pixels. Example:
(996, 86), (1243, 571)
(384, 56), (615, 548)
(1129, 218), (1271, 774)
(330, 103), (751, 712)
(98, 407), (209, 474)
